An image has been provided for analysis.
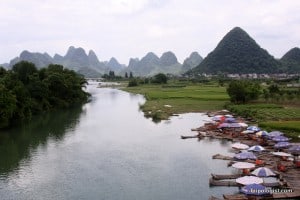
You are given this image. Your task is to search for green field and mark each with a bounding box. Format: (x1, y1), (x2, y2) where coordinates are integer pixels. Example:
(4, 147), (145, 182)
(122, 82), (300, 137)
(123, 83), (229, 121)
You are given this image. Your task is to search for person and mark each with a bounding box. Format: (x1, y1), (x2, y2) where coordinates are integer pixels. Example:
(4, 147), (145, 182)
(242, 168), (250, 175)
(277, 162), (286, 172)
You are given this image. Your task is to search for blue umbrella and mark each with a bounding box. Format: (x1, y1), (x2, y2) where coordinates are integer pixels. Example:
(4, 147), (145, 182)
(272, 135), (290, 142)
(288, 145), (300, 155)
(248, 145), (265, 152)
(251, 167), (276, 177)
(234, 152), (257, 160)
(240, 183), (270, 196)
(268, 131), (284, 137)
(247, 126), (260, 132)
(218, 123), (242, 129)
(224, 117), (237, 123)
(274, 142), (290, 149)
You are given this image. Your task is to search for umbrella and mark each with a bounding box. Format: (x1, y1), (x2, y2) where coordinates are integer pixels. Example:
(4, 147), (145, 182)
(224, 117), (237, 123)
(271, 152), (293, 157)
(256, 131), (268, 137)
(211, 115), (225, 121)
(238, 122), (248, 128)
(274, 142), (290, 149)
(251, 167), (276, 177)
(232, 143), (249, 150)
(232, 162), (255, 169)
(247, 126), (260, 132)
(248, 145), (265, 152)
(225, 114), (233, 118)
(288, 145), (300, 155)
(218, 123), (242, 129)
(234, 152), (257, 160)
(272, 136), (290, 142)
(242, 130), (255, 134)
(268, 131), (284, 137)
(236, 176), (263, 185)
(240, 184), (270, 196)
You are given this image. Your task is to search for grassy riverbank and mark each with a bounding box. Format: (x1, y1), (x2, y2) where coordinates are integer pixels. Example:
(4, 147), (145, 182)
(123, 83), (229, 121)
(122, 81), (300, 138)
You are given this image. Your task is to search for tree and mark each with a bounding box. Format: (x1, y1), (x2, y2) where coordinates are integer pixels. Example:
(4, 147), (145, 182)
(227, 80), (261, 103)
(129, 71), (133, 78)
(125, 72), (128, 78)
(152, 73), (168, 84)
(0, 84), (17, 128)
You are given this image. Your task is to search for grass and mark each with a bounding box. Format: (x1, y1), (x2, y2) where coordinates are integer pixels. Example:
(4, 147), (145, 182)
(122, 81), (300, 138)
(123, 83), (229, 121)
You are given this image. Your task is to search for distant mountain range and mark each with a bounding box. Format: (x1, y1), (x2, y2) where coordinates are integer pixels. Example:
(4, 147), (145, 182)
(187, 27), (300, 75)
(2, 27), (299, 77)
(1, 47), (202, 77)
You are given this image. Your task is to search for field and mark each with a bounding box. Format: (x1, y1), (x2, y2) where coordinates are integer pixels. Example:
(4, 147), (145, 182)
(122, 82), (300, 137)
(123, 83), (229, 121)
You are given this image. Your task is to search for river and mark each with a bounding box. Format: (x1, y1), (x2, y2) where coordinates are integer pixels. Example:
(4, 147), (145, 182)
(0, 82), (238, 200)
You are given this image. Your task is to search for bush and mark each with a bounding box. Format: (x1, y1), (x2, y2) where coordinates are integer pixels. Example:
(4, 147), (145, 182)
(128, 79), (138, 87)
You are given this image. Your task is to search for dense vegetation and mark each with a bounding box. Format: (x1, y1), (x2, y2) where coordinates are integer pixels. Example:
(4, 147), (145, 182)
(188, 27), (281, 75)
(280, 47), (300, 73)
(0, 61), (89, 128)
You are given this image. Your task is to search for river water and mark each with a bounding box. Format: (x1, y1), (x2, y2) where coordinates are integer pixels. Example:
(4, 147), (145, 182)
(0, 82), (238, 200)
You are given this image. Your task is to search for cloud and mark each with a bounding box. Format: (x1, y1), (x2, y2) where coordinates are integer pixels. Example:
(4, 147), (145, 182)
(0, 0), (300, 64)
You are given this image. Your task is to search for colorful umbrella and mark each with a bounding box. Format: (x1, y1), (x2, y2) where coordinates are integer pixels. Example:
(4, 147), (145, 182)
(232, 162), (256, 169)
(247, 126), (260, 132)
(288, 145), (300, 155)
(240, 183), (270, 196)
(256, 131), (268, 137)
(236, 176), (263, 185)
(234, 152), (257, 160)
(224, 117), (237, 123)
(272, 136), (290, 142)
(232, 143), (249, 150)
(211, 115), (225, 121)
(251, 167), (276, 177)
(268, 131), (284, 137)
(274, 142), (290, 149)
(248, 145), (265, 152)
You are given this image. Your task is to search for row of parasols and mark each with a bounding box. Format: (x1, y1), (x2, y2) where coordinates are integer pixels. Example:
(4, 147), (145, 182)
(211, 114), (300, 155)
(211, 114), (300, 196)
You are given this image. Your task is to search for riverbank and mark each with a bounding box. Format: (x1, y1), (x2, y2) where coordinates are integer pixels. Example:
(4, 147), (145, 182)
(184, 111), (300, 199)
(122, 82), (300, 137)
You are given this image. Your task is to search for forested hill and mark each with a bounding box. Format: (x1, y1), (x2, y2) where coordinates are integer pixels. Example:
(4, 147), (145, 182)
(280, 47), (300, 73)
(188, 27), (281, 75)
(0, 61), (89, 129)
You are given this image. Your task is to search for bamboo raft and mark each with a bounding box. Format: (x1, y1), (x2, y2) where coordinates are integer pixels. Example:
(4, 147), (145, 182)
(209, 177), (283, 187)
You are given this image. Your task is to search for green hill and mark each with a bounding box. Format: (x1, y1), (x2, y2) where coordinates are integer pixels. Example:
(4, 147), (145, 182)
(280, 47), (300, 73)
(188, 27), (281, 75)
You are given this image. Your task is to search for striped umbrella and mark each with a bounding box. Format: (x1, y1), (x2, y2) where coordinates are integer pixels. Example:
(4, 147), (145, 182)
(251, 167), (276, 177)
(248, 145), (265, 152)
(240, 184), (270, 196)
(288, 145), (300, 155)
(247, 126), (260, 132)
(234, 152), (257, 160)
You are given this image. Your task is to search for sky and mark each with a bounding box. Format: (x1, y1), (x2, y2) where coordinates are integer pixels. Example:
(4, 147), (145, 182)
(0, 0), (300, 65)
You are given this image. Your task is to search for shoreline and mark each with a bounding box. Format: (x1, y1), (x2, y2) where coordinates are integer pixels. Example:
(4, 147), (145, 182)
(185, 110), (300, 200)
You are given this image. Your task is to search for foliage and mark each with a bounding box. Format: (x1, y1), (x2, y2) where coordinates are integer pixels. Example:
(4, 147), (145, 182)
(151, 73), (168, 84)
(128, 79), (138, 87)
(0, 61), (89, 129)
(227, 80), (261, 103)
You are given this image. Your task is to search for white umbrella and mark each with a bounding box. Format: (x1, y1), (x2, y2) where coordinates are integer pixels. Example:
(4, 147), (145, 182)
(232, 143), (249, 150)
(236, 176), (263, 185)
(251, 167), (276, 177)
(232, 162), (255, 169)
(238, 122), (248, 127)
(241, 130), (255, 134)
(271, 152), (293, 157)
(248, 145), (265, 152)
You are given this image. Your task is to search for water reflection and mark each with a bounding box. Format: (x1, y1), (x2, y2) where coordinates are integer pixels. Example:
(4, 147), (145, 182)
(0, 106), (83, 176)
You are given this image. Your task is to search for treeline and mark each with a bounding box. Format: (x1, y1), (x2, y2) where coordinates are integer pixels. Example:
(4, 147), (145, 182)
(227, 80), (300, 104)
(0, 61), (89, 128)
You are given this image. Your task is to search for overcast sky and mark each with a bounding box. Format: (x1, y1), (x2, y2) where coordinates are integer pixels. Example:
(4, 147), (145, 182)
(1, 0), (300, 65)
